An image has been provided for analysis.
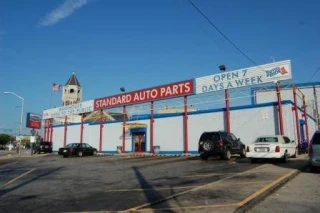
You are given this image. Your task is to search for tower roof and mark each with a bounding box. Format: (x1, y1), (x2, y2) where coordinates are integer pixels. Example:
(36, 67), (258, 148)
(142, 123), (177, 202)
(65, 72), (81, 87)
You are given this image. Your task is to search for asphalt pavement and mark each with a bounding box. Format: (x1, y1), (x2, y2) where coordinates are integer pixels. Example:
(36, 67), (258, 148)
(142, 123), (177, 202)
(249, 167), (320, 213)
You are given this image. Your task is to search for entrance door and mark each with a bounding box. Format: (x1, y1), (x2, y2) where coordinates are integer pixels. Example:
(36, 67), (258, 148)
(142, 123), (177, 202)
(133, 133), (146, 152)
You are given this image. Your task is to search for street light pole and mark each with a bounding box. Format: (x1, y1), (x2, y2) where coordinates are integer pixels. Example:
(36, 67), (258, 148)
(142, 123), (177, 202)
(4, 92), (24, 155)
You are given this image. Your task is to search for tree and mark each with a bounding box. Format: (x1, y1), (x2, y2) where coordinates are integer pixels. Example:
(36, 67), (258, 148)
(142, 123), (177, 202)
(0, 134), (15, 145)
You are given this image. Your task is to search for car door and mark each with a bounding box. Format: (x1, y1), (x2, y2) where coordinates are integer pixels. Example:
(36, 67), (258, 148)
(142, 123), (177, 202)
(227, 133), (238, 151)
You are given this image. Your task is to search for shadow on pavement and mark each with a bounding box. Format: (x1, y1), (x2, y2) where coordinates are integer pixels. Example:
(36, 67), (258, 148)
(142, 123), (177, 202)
(132, 166), (179, 212)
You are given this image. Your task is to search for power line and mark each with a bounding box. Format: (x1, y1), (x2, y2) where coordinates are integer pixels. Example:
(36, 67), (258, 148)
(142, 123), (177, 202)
(186, 0), (258, 66)
(306, 66), (320, 82)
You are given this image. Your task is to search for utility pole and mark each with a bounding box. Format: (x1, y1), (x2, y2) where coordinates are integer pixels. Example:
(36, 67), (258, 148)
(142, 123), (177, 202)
(313, 85), (320, 129)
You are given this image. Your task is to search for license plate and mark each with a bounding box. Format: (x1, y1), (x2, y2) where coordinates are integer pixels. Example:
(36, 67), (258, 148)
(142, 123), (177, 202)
(63, 150), (67, 152)
(256, 148), (267, 152)
(45, 146), (48, 148)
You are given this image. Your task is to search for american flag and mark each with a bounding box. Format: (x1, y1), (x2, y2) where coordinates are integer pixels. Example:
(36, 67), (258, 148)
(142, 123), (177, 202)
(52, 83), (61, 91)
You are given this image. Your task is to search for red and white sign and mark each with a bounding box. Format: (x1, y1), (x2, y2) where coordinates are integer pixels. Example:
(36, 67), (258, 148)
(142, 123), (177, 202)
(94, 80), (194, 110)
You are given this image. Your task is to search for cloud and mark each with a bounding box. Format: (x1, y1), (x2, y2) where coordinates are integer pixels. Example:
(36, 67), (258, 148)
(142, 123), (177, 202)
(38, 0), (90, 26)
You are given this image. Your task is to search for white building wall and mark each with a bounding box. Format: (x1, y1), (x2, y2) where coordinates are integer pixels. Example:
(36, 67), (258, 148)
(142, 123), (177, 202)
(87, 124), (100, 151)
(282, 104), (297, 141)
(82, 123), (90, 143)
(188, 112), (225, 152)
(52, 126), (64, 151)
(230, 106), (278, 145)
(101, 122), (123, 152)
(153, 116), (183, 152)
(67, 125), (80, 143)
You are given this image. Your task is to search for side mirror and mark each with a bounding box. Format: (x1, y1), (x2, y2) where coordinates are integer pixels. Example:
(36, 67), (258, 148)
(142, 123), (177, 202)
(238, 138), (241, 141)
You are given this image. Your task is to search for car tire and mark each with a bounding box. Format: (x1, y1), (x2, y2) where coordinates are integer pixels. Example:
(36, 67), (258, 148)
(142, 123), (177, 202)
(292, 148), (298, 158)
(63, 155), (68, 158)
(282, 152), (289, 163)
(310, 166), (317, 173)
(240, 146), (246, 158)
(223, 148), (231, 160)
(78, 151), (83, 157)
(200, 153), (209, 161)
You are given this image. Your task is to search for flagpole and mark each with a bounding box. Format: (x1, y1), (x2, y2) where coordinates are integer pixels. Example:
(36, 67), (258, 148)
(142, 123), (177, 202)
(50, 88), (53, 108)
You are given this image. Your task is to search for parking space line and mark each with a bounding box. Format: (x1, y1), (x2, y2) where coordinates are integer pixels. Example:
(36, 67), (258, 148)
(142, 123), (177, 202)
(105, 185), (200, 192)
(3, 168), (36, 187)
(181, 172), (236, 178)
(0, 161), (19, 168)
(125, 164), (267, 212)
(237, 169), (298, 206)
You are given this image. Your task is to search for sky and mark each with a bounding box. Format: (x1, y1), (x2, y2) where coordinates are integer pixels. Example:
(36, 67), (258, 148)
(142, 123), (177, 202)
(0, 0), (320, 135)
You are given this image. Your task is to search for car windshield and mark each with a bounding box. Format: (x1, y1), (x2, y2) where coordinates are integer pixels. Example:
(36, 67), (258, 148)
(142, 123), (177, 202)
(312, 133), (320, 145)
(255, 137), (278, 143)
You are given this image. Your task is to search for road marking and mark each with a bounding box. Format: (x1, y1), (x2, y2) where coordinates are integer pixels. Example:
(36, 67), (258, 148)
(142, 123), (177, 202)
(105, 185), (199, 192)
(0, 161), (19, 168)
(181, 172), (237, 178)
(3, 168), (36, 187)
(237, 169), (298, 206)
(137, 203), (240, 212)
(125, 164), (267, 212)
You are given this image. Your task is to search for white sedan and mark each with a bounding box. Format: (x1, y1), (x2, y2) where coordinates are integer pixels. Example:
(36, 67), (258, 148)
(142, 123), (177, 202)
(246, 135), (298, 163)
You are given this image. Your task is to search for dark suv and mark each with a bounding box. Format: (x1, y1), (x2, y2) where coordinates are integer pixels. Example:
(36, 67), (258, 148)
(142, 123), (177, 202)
(198, 131), (246, 160)
(33, 142), (53, 154)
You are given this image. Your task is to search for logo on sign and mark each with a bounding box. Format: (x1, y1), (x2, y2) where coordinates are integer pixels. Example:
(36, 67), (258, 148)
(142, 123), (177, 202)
(265, 67), (288, 78)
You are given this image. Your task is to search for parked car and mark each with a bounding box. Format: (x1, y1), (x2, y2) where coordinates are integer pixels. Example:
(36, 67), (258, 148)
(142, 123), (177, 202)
(198, 131), (246, 160)
(33, 141), (53, 154)
(309, 130), (320, 172)
(58, 143), (97, 158)
(246, 135), (298, 163)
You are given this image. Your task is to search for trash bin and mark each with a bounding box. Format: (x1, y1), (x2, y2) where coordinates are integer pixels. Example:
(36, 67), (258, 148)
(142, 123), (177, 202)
(117, 146), (122, 154)
(153, 146), (160, 154)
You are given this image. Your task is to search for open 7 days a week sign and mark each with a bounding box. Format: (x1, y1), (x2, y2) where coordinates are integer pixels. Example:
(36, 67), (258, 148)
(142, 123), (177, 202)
(195, 60), (292, 94)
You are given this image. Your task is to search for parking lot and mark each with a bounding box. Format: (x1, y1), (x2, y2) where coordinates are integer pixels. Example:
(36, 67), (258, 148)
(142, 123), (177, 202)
(0, 152), (309, 213)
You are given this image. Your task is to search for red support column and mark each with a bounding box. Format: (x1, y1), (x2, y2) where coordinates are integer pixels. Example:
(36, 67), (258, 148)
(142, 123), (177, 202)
(183, 96), (189, 154)
(99, 110), (103, 153)
(303, 95), (309, 145)
(122, 106), (126, 153)
(150, 101), (154, 153)
(224, 88), (231, 133)
(276, 82), (284, 135)
(292, 86), (301, 147)
(50, 118), (53, 143)
(63, 116), (67, 147)
(80, 114), (84, 144)
(44, 120), (48, 141)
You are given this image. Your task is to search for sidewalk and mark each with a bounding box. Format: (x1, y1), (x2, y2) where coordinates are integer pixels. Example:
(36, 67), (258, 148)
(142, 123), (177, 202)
(0, 149), (48, 159)
(248, 167), (320, 213)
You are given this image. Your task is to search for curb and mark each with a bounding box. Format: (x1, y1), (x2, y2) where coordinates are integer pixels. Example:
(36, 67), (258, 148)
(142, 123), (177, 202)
(233, 163), (310, 213)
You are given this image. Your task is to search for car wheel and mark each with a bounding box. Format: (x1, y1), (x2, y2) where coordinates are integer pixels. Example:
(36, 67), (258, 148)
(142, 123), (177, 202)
(202, 140), (213, 151)
(223, 148), (231, 160)
(310, 166), (317, 173)
(240, 146), (246, 158)
(292, 148), (298, 158)
(282, 152), (289, 163)
(63, 155), (68, 158)
(200, 153), (209, 161)
(78, 151), (83, 157)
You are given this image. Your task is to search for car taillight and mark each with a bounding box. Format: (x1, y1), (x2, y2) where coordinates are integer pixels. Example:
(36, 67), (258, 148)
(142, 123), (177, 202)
(309, 146), (313, 155)
(275, 146), (280, 152)
(246, 146), (250, 152)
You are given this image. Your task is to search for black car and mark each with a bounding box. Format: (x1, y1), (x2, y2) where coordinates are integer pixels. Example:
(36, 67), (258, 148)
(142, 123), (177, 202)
(198, 131), (246, 160)
(33, 141), (53, 154)
(58, 143), (97, 158)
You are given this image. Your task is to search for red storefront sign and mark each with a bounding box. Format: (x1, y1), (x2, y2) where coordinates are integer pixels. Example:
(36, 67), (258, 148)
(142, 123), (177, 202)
(94, 80), (194, 110)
